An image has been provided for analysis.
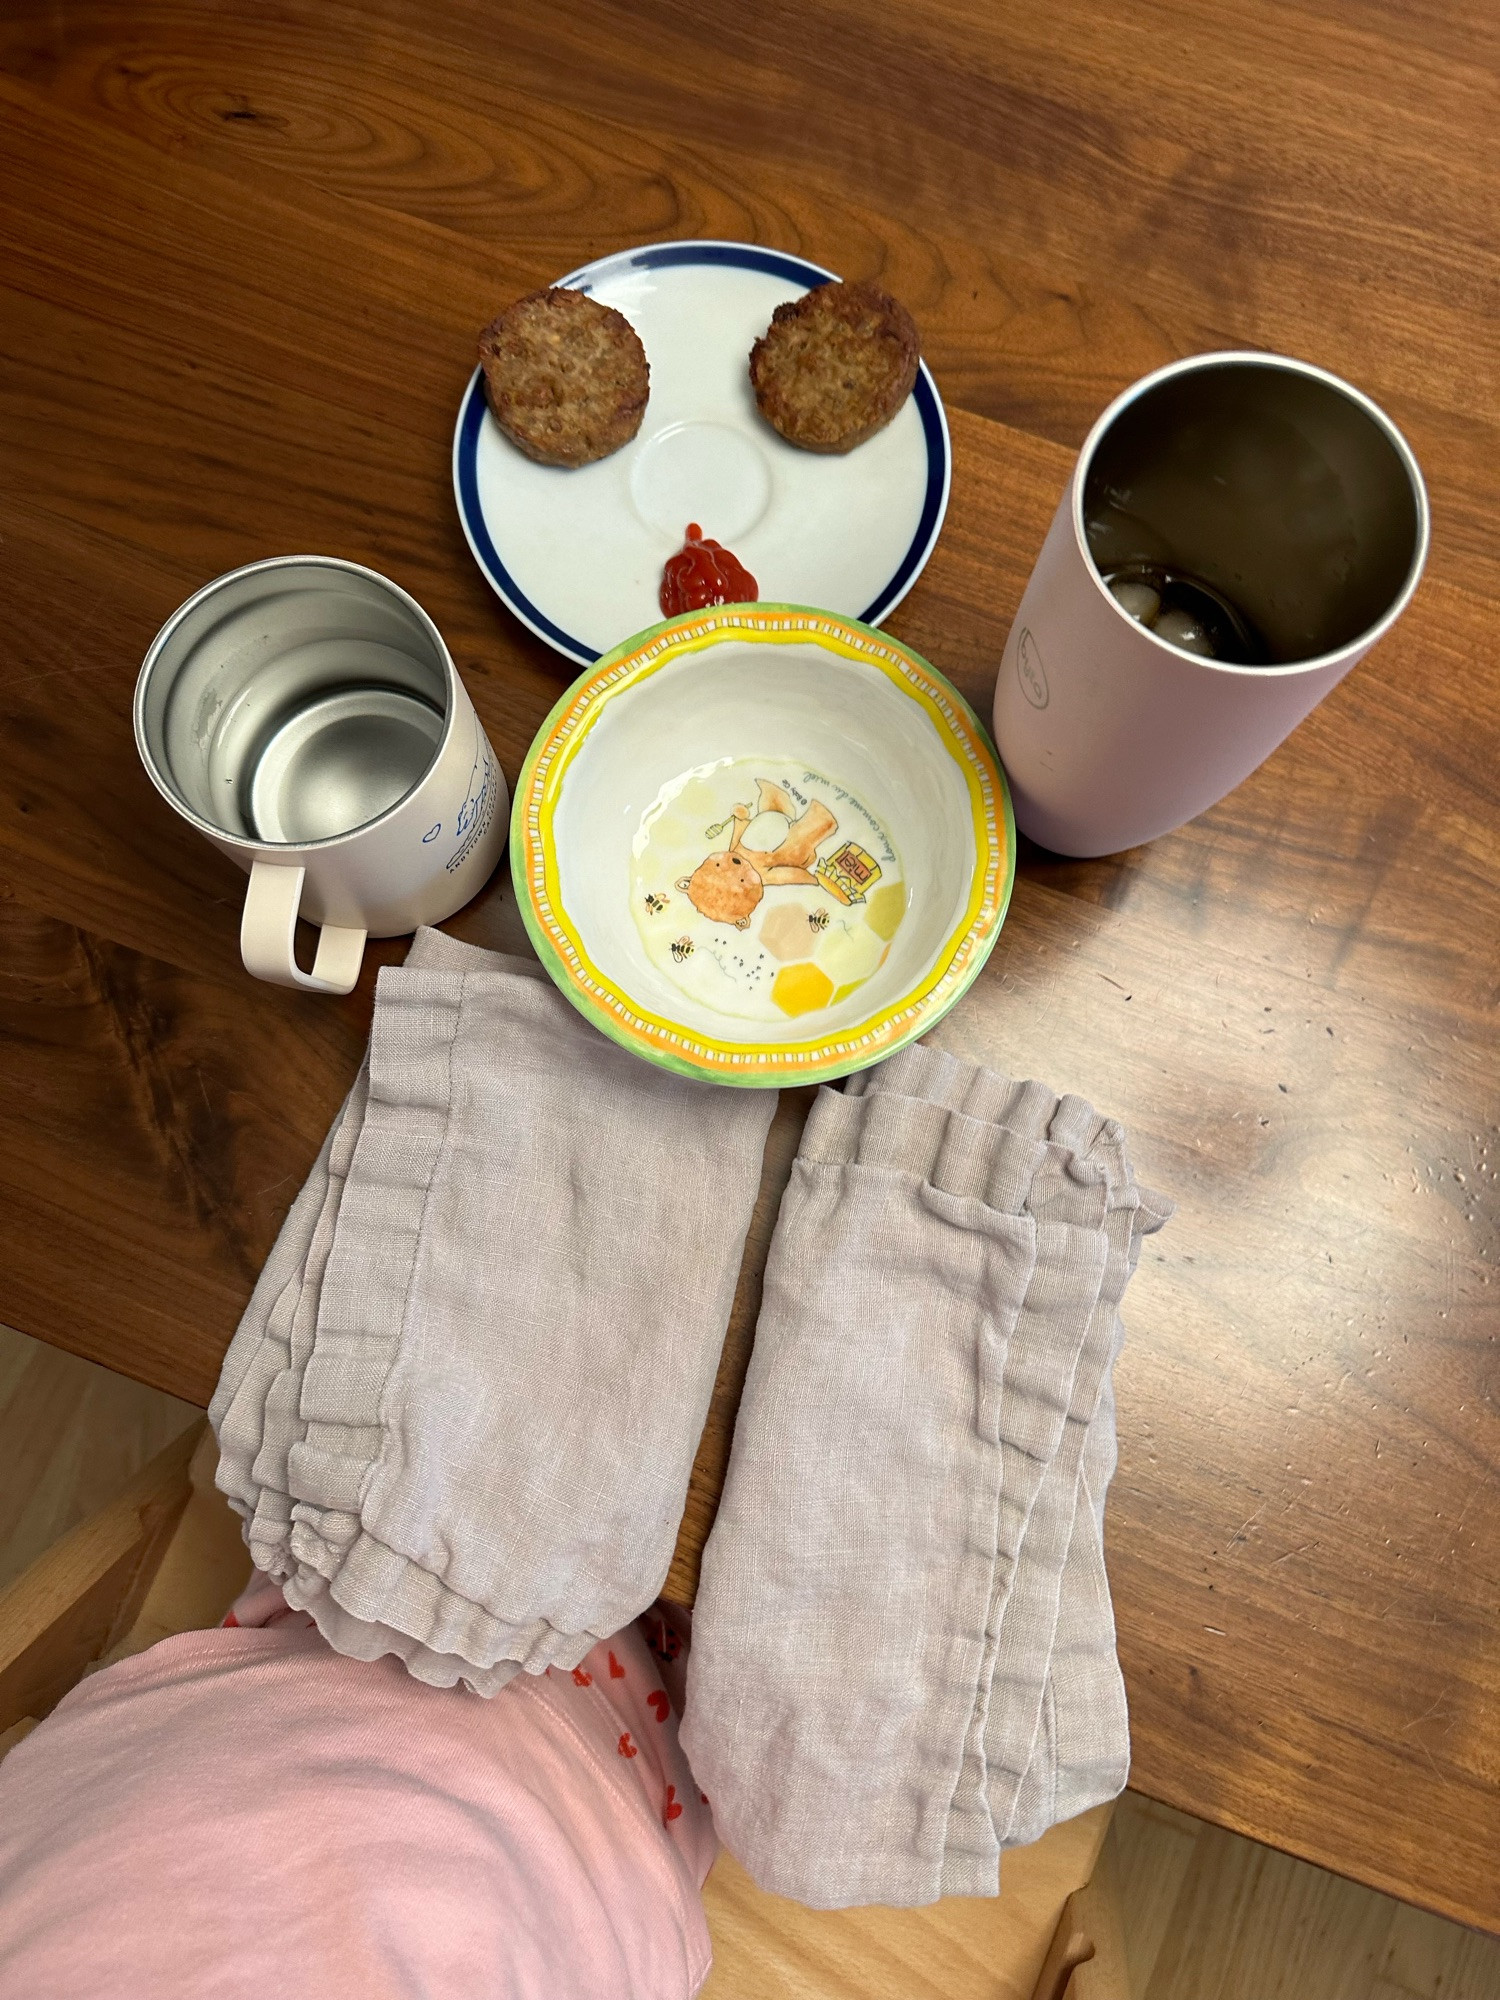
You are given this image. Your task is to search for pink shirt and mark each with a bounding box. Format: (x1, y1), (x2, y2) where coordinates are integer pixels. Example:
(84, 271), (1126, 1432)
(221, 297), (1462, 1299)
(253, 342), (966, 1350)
(0, 1599), (715, 1999)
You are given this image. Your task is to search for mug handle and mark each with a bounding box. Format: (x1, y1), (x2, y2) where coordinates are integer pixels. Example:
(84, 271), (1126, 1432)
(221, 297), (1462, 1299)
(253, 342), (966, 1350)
(239, 861), (367, 995)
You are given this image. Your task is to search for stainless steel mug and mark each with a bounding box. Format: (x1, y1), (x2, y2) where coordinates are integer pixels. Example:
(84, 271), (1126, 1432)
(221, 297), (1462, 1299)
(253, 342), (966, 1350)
(993, 352), (1429, 856)
(135, 555), (508, 993)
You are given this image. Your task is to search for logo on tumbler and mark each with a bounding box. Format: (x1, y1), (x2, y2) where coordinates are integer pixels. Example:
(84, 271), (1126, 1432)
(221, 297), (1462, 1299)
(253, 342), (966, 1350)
(1016, 628), (1049, 710)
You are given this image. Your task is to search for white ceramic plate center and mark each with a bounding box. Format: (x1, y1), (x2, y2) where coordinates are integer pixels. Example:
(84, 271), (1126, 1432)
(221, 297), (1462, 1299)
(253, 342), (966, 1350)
(628, 422), (772, 543)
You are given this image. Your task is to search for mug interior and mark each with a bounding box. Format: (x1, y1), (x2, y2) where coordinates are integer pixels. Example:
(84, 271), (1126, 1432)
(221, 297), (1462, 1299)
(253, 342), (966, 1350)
(137, 559), (452, 846)
(1081, 359), (1425, 665)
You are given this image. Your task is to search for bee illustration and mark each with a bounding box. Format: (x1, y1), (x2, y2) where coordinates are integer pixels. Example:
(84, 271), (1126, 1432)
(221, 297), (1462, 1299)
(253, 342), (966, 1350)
(644, 891), (669, 915)
(808, 907), (831, 933)
(670, 936), (694, 963)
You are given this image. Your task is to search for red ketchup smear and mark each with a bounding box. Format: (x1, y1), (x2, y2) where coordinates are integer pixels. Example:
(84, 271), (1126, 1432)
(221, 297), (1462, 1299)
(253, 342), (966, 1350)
(659, 523), (758, 616)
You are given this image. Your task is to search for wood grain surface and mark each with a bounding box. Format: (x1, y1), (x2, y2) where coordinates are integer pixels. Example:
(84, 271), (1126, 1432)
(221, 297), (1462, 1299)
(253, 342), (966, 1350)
(0, 1323), (197, 1593)
(0, 1423), (199, 1729)
(1, 0), (1496, 1932)
(701, 1805), (1113, 2000)
(1113, 1795), (1500, 2000)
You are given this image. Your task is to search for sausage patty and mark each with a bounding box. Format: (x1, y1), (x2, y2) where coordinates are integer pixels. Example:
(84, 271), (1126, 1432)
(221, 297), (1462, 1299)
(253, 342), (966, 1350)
(479, 288), (650, 468)
(749, 280), (920, 454)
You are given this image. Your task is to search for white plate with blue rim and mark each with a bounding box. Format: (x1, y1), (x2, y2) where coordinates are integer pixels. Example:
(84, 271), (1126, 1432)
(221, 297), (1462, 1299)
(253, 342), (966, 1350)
(452, 240), (951, 669)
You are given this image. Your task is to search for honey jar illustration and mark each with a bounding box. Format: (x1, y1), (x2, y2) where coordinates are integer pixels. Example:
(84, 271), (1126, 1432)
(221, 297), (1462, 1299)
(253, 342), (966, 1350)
(814, 840), (883, 906)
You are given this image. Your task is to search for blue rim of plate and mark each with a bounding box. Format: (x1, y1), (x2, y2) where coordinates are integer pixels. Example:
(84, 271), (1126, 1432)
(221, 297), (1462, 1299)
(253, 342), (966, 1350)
(451, 240), (952, 669)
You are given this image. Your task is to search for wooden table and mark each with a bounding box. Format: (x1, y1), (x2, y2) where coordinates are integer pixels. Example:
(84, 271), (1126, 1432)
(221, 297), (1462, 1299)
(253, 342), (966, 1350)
(2, 0), (1496, 1936)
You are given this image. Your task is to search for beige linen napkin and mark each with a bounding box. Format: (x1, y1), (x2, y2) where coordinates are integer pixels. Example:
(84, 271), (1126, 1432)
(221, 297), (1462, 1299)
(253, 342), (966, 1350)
(682, 1045), (1170, 1908)
(211, 928), (776, 1691)
(1005, 1377), (1131, 1850)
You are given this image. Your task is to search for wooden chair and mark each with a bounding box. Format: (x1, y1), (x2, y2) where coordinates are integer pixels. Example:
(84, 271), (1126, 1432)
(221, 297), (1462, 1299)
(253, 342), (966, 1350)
(0, 1432), (1128, 1998)
(700, 1812), (1128, 2000)
(0, 1419), (250, 1754)
(1030, 1825), (1132, 2000)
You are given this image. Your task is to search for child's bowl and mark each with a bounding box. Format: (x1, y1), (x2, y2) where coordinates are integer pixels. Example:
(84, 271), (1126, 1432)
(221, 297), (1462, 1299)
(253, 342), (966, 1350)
(511, 605), (1014, 1086)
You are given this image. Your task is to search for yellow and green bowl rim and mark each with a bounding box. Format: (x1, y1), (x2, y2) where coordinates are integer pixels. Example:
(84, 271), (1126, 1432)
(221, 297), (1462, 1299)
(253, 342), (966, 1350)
(510, 604), (1015, 1087)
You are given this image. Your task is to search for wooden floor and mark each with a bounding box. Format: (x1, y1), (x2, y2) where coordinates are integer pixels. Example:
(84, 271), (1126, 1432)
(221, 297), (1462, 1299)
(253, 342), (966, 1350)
(3, 1366), (1499, 1997)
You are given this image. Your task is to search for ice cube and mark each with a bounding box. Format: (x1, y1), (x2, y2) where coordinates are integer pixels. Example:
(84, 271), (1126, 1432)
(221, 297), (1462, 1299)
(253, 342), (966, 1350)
(1153, 606), (1217, 657)
(1108, 577), (1163, 625)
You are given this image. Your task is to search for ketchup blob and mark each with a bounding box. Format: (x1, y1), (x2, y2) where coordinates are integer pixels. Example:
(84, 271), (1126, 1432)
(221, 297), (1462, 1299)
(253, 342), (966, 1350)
(659, 523), (758, 616)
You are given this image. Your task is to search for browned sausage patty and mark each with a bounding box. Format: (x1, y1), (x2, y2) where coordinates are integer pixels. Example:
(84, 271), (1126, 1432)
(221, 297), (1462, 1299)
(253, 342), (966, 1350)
(479, 288), (650, 468)
(749, 280), (920, 453)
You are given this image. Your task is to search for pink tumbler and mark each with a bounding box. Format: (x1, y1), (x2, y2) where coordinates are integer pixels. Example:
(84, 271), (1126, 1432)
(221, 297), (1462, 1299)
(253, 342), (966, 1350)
(993, 352), (1429, 857)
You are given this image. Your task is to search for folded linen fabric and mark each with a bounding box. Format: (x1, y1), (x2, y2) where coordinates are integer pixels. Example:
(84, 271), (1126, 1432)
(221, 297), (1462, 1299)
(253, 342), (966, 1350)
(681, 1044), (1170, 1908)
(211, 927), (777, 1693)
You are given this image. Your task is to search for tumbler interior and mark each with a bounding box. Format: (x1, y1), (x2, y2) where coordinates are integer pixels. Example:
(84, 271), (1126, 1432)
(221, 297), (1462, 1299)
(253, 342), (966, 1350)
(137, 560), (451, 846)
(1081, 359), (1425, 666)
